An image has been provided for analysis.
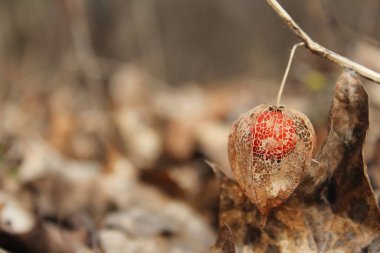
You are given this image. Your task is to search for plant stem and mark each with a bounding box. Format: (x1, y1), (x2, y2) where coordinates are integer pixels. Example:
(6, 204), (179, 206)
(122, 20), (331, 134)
(276, 42), (304, 107)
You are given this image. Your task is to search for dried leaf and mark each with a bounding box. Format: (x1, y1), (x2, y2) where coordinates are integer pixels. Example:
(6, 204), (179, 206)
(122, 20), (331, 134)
(212, 223), (236, 253)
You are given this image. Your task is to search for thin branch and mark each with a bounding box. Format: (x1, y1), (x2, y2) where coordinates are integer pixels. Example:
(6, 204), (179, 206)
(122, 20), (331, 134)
(266, 0), (380, 84)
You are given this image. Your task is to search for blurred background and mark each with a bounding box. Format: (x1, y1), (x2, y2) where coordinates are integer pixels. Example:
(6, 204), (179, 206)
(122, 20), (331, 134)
(0, 0), (380, 252)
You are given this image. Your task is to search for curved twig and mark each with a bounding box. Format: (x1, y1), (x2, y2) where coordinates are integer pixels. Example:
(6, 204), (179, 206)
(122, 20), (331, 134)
(266, 0), (380, 84)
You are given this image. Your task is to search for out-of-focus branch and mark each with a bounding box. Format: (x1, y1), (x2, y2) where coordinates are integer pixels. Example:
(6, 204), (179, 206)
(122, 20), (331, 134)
(64, 0), (101, 82)
(130, 0), (167, 81)
(61, 0), (104, 107)
(266, 0), (380, 84)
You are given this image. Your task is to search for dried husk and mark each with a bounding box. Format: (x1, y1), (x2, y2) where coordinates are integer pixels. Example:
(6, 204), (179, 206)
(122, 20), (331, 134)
(228, 105), (315, 223)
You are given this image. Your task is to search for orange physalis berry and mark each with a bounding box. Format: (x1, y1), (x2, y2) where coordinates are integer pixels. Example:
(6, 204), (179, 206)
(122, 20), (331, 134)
(251, 110), (297, 161)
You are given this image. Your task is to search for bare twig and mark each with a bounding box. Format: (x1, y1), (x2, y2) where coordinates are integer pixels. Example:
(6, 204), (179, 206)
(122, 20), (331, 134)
(266, 0), (380, 84)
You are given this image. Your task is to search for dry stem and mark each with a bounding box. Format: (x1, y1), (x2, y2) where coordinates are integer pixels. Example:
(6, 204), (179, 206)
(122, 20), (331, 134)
(266, 0), (380, 84)
(276, 42), (304, 107)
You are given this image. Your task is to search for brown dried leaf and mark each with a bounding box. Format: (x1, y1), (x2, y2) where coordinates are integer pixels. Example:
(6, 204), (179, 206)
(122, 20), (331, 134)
(215, 70), (380, 252)
(212, 223), (236, 253)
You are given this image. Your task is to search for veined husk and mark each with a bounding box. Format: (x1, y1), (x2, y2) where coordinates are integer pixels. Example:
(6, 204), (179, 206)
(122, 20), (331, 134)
(228, 104), (315, 226)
